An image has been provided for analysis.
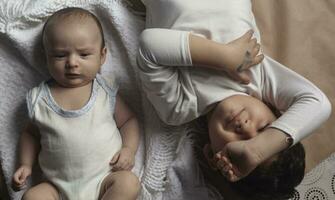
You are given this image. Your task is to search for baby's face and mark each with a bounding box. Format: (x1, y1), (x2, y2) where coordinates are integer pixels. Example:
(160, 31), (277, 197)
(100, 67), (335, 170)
(208, 95), (276, 153)
(44, 17), (106, 88)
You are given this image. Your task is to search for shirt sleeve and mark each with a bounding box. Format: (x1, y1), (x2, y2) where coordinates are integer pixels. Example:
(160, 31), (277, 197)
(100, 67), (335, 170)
(137, 28), (198, 125)
(261, 56), (332, 145)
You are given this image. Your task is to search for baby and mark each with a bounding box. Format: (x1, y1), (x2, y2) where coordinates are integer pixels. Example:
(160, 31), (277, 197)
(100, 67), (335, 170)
(137, 0), (331, 199)
(12, 7), (140, 200)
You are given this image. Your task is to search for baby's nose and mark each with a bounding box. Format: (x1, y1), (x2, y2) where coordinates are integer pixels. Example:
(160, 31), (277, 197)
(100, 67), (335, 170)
(66, 55), (79, 68)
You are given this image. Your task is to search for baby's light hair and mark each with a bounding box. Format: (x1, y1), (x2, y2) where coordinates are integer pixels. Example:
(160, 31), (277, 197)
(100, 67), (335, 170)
(42, 7), (105, 49)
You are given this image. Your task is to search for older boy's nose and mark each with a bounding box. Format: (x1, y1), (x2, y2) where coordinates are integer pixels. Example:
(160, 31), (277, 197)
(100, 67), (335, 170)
(241, 120), (258, 138)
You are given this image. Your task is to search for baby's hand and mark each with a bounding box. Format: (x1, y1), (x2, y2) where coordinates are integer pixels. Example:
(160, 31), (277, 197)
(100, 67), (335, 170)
(222, 30), (264, 84)
(12, 165), (32, 191)
(214, 140), (263, 182)
(110, 147), (135, 171)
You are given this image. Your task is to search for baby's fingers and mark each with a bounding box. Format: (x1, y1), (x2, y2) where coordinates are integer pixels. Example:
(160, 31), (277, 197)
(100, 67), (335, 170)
(114, 163), (132, 171)
(110, 152), (120, 165)
(13, 169), (25, 184)
(12, 176), (26, 191)
(124, 162), (134, 171)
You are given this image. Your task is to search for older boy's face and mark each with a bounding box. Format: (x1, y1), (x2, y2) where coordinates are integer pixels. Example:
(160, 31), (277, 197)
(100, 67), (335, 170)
(208, 95), (276, 153)
(44, 17), (106, 88)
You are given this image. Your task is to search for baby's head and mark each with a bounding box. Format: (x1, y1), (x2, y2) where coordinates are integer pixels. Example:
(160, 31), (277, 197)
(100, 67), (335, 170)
(207, 94), (305, 199)
(42, 7), (106, 87)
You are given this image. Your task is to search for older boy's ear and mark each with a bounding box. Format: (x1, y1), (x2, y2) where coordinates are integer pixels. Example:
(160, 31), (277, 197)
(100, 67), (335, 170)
(100, 47), (107, 65)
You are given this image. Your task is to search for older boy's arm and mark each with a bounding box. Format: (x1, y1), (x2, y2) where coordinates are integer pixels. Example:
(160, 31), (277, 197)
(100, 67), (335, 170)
(216, 128), (290, 182)
(139, 28), (263, 84)
(189, 30), (264, 84)
(248, 127), (290, 164)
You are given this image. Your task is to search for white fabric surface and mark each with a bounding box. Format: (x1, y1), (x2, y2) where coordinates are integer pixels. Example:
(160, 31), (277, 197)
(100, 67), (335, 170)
(0, 0), (219, 199)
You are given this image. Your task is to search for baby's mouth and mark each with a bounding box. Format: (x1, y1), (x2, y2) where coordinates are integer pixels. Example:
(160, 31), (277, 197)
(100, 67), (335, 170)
(65, 73), (81, 78)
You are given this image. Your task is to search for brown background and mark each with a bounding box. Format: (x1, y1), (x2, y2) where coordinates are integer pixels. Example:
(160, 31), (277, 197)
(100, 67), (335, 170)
(252, 0), (335, 172)
(1, 0), (334, 199)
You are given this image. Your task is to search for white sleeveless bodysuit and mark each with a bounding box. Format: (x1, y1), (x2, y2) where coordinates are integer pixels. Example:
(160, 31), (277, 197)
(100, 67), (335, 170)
(26, 74), (122, 200)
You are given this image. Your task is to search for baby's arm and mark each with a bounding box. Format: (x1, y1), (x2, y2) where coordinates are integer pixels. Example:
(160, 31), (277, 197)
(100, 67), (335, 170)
(110, 95), (140, 171)
(12, 122), (40, 191)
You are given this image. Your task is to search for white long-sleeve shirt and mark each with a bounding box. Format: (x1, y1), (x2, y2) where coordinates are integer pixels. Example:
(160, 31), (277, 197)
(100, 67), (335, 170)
(138, 0), (331, 144)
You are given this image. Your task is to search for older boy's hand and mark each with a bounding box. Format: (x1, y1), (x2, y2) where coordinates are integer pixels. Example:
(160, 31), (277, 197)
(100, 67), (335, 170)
(110, 147), (135, 171)
(12, 165), (32, 191)
(222, 30), (264, 84)
(214, 140), (263, 182)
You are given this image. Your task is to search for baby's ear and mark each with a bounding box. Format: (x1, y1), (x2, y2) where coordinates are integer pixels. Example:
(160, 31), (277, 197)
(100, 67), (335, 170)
(100, 47), (107, 64)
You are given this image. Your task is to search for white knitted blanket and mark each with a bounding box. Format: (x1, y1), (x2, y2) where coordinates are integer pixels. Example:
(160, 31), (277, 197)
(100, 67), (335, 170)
(0, 0), (219, 199)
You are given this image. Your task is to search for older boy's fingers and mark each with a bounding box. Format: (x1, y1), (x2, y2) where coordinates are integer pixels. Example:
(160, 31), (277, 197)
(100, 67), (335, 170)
(215, 152), (223, 160)
(221, 163), (231, 173)
(217, 156), (230, 170)
(237, 50), (252, 72)
(217, 160), (227, 170)
(238, 71), (251, 84)
(249, 54), (264, 67)
(250, 38), (257, 47)
(242, 53), (264, 71)
(242, 29), (254, 41)
(250, 43), (261, 58)
(227, 170), (240, 182)
(220, 169), (228, 178)
(220, 155), (229, 163)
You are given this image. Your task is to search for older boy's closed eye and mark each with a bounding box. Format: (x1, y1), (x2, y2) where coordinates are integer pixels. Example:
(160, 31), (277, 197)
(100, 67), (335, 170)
(137, 0), (331, 199)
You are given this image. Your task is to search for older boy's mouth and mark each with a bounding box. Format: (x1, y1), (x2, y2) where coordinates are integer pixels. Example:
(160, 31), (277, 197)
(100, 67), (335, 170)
(228, 108), (245, 125)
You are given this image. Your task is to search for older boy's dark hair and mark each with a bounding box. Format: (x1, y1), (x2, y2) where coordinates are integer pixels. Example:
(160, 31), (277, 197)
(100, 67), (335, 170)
(42, 7), (105, 49)
(230, 142), (305, 200)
